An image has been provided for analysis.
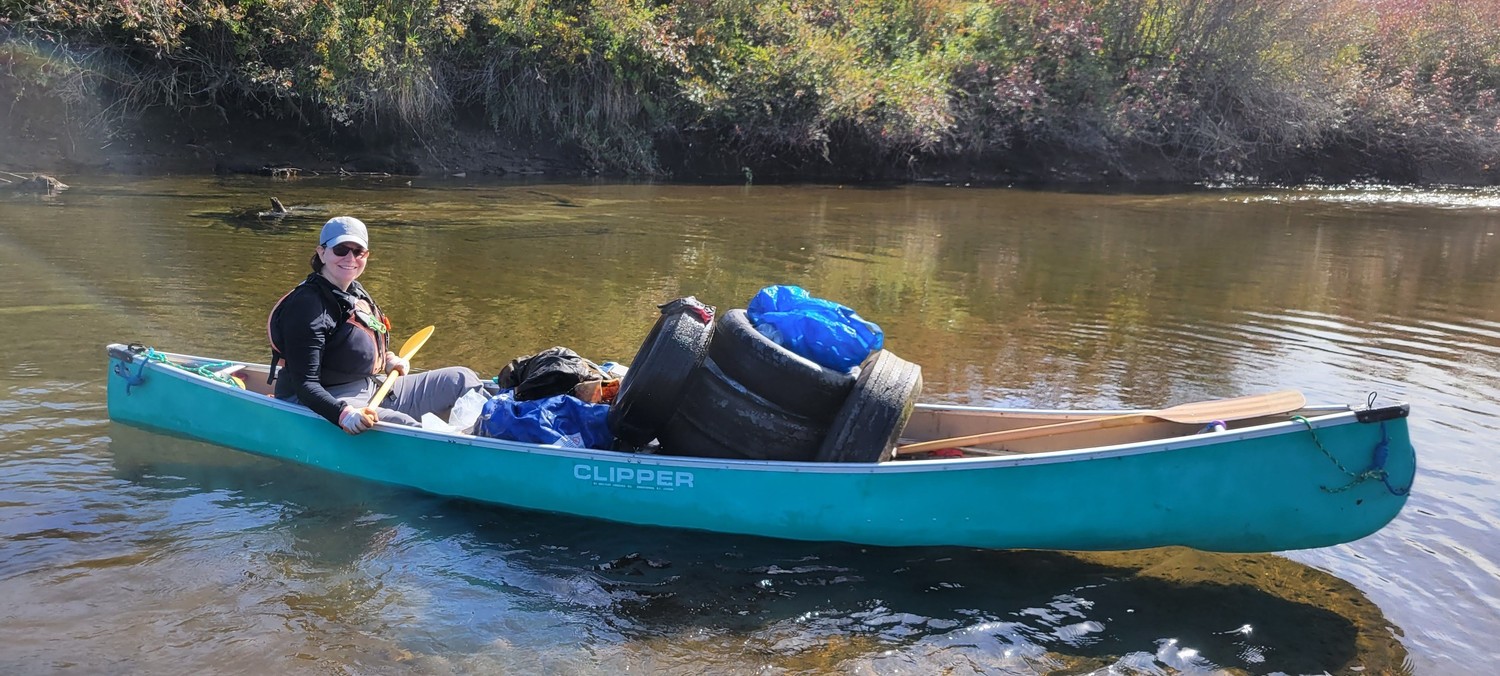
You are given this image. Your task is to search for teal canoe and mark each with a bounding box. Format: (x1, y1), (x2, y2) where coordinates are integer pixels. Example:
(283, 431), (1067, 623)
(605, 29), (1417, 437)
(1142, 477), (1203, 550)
(105, 344), (1416, 553)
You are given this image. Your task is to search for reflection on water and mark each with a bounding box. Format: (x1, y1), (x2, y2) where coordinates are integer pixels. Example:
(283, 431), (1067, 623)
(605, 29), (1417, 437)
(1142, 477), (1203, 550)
(85, 427), (1407, 674)
(2, 177), (1499, 672)
(1238, 184), (1500, 210)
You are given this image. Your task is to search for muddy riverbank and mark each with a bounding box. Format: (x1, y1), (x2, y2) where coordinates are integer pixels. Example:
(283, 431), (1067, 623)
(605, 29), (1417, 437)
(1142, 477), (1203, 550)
(13, 104), (1485, 188)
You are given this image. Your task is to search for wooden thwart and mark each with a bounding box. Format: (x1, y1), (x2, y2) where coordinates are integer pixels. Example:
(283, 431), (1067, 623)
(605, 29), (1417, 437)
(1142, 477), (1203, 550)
(894, 390), (1307, 456)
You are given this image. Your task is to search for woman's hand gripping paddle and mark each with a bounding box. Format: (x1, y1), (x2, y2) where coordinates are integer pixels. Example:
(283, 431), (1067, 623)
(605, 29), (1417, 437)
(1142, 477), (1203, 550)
(358, 325), (435, 426)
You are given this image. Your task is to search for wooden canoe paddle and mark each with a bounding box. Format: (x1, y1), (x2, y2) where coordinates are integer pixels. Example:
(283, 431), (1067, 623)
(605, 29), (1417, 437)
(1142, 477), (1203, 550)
(894, 389), (1307, 456)
(364, 325), (435, 416)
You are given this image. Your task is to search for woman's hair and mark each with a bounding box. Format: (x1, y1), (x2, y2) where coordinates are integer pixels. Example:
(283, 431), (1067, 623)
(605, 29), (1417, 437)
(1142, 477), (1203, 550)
(309, 250), (323, 272)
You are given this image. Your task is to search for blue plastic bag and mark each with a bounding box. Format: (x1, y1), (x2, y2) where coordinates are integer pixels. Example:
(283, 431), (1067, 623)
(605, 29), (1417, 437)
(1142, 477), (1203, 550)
(746, 285), (884, 372)
(477, 389), (613, 449)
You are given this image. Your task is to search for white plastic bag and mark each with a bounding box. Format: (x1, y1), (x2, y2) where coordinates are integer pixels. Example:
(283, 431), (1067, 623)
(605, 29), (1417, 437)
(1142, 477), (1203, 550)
(421, 412), (456, 433)
(447, 388), (488, 434)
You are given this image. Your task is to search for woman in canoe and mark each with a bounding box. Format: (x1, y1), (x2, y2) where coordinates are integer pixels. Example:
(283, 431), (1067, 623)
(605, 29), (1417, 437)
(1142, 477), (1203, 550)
(268, 216), (483, 434)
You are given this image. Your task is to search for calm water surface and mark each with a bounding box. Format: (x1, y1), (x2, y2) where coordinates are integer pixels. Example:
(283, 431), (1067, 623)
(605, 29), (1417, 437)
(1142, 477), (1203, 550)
(2, 177), (1498, 674)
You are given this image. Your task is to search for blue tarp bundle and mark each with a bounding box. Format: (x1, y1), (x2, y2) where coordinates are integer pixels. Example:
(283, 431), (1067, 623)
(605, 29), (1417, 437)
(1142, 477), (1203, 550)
(477, 389), (613, 449)
(747, 285), (884, 372)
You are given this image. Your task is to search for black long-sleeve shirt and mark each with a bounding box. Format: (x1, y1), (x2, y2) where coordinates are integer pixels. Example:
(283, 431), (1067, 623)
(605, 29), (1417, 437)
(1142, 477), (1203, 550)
(271, 274), (388, 424)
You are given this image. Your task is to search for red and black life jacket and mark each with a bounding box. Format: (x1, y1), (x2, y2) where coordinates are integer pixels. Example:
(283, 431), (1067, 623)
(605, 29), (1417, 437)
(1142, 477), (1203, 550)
(266, 275), (390, 386)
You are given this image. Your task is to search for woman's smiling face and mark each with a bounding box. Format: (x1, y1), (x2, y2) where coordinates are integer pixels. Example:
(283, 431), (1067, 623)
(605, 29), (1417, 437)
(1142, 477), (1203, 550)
(318, 242), (368, 289)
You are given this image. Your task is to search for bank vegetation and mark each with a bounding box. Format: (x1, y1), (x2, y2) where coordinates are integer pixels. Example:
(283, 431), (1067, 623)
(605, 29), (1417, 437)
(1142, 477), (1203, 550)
(1, 0), (1497, 183)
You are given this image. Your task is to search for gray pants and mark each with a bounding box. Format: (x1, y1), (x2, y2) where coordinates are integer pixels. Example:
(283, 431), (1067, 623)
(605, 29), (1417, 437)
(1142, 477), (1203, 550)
(323, 366), (484, 426)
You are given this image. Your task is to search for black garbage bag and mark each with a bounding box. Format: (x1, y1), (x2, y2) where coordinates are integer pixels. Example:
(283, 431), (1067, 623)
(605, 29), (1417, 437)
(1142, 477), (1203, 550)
(496, 346), (601, 401)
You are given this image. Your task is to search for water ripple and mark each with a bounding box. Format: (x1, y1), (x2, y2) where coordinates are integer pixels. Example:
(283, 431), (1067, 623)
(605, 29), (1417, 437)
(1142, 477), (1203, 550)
(7, 181), (1500, 672)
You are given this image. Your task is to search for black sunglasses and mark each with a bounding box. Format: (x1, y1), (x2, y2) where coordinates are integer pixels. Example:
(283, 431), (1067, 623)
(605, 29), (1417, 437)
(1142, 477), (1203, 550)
(329, 243), (368, 258)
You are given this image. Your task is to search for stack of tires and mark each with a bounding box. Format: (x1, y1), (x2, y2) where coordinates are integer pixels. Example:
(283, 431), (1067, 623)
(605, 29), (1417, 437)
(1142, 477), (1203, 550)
(607, 299), (923, 463)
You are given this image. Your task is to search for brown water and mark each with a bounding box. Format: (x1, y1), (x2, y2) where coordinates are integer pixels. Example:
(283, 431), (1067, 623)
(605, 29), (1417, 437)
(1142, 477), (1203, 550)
(3, 176), (1499, 674)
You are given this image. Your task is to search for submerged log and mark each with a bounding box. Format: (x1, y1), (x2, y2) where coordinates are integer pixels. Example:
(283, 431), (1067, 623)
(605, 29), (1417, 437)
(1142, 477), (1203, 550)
(0, 173), (68, 195)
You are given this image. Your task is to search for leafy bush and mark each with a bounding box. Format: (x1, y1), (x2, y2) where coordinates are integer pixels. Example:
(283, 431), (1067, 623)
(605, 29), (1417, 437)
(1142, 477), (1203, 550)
(3, 0), (1497, 182)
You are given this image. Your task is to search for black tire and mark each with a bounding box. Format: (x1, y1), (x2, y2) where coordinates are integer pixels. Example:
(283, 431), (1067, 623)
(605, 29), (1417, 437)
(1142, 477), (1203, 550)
(814, 350), (923, 463)
(707, 309), (858, 420)
(657, 358), (827, 462)
(607, 298), (715, 446)
(656, 410), (746, 460)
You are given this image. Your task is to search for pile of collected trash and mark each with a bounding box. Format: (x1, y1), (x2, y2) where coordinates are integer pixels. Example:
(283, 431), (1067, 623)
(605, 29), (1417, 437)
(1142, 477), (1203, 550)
(449, 285), (922, 463)
(426, 345), (627, 448)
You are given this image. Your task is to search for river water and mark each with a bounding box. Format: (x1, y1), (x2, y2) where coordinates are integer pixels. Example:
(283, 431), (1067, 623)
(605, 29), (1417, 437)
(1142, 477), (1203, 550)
(2, 176), (1497, 674)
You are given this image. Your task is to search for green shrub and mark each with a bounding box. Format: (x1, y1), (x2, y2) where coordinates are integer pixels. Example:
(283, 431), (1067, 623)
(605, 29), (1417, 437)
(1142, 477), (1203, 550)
(3, 0), (1497, 181)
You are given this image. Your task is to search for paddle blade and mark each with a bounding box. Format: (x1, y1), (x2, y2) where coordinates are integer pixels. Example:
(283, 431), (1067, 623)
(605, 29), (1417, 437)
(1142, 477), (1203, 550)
(1154, 389), (1306, 424)
(368, 325), (436, 410)
(398, 325), (435, 360)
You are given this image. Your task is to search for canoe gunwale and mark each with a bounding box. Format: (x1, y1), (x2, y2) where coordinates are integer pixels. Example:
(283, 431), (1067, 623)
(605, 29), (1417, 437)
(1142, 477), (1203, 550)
(106, 344), (1381, 472)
